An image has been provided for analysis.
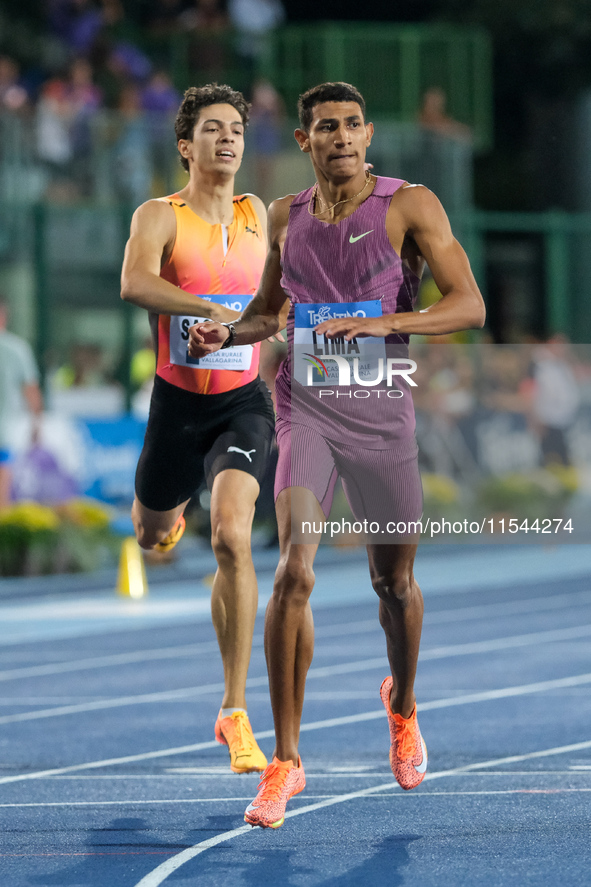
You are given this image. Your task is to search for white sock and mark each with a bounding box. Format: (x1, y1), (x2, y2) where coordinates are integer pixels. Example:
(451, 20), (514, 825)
(221, 707), (246, 718)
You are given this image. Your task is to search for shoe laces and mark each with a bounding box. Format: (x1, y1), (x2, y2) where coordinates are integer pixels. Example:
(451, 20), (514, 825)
(227, 712), (253, 754)
(396, 716), (417, 760)
(256, 760), (291, 801)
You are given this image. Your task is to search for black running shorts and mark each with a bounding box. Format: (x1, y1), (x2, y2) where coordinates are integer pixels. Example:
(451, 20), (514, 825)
(135, 375), (275, 512)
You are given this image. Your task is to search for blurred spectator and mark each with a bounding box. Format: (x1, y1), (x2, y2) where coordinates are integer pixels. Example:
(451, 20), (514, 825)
(141, 70), (181, 191)
(249, 78), (284, 205)
(418, 87), (472, 144)
(531, 336), (580, 466)
(107, 41), (152, 84)
(478, 347), (532, 414)
(180, 0), (230, 81)
(49, 0), (105, 57)
(0, 56), (29, 112)
(52, 342), (107, 389)
(228, 0), (285, 72)
(141, 0), (192, 35)
(36, 57), (102, 197)
(0, 298), (43, 510)
(179, 0), (228, 30)
(141, 69), (181, 114)
(111, 83), (153, 206)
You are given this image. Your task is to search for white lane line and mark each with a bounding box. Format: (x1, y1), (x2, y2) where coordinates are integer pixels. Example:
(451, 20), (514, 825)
(4, 618), (591, 725)
(316, 588), (591, 641)
(423, 588), (591, 627)
(132, 737), (591, 887)
(3, 787), (591, 809)
(2, 587), (589, 685)
(420, 623), (591, 661)
(0, 644), (217, 684)
(2, 616), (591, 726)
(2, 672), (591, 787)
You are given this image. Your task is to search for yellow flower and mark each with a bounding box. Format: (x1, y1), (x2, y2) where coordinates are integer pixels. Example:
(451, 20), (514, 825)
(55, 498), (112, 529)
(421, 473), (460, 504)
(545, 464), (579, 494)
(0, 501), (60, 531)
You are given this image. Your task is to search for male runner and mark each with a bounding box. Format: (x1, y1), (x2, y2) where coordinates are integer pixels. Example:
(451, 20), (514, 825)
(121, 83), (285, 774)
(188, 81), (486, 825)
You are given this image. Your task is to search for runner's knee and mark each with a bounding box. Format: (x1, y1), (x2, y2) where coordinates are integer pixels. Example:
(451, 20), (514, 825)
(211, 519), (251, 567)
(371, 569), (417, 608)
(273, 556), (315, 607)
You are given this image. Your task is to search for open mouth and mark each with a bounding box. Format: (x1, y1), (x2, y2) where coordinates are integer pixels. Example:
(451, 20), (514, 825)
(216, 150), (235, 158)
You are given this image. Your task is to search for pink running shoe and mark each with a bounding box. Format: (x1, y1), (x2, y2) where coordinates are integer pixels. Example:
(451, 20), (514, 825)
(244, 756), (306, 828)
(380, 676), (427, 790)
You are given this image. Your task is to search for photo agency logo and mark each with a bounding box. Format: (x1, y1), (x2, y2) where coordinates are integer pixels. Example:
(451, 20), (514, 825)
(295, 303), (417, 397)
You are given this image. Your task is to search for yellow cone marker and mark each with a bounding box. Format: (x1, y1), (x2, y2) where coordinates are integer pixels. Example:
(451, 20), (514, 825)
(117, 536), (148, 599)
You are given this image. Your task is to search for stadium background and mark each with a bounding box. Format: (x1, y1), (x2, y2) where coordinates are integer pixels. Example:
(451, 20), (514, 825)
(0, 0), (590, 556)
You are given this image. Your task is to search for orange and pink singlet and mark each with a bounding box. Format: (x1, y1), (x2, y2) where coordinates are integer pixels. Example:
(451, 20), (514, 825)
(156, 193), (266, 394)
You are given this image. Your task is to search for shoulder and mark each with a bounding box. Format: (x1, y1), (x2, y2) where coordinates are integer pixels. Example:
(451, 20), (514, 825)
(388, 183), (448, 231)
(130, 198), (177, 239)
(268, 194), (296, 227)
(132, 197), (177, 221)
(239, 192), (267, 226)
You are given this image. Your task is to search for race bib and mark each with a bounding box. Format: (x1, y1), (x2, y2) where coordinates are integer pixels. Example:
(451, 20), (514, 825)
(169, 294), (254, 371)
(293, 300), (385, 387)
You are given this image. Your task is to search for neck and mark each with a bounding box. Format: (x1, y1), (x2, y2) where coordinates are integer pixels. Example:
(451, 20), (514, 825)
(312, 170), (373, 221)
(178, 169), (236, 226)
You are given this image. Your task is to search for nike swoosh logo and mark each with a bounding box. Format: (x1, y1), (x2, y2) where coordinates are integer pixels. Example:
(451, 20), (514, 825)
(245, 803), (259, 813)
(349, 230), (374, 243)
(414, 737), (428, 774)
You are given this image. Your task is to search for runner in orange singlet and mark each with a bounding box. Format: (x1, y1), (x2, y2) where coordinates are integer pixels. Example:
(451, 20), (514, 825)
(121, 84), (285, 774)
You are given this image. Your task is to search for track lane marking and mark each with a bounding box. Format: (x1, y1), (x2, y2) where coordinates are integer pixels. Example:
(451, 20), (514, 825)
(2, 787), (591, 808)
(131, 737), (591, 887)
(0, 644), (218, 683)
(2, 620), (591, 726)
(2, 672), (591, 786)
(2, 588), (590, 684)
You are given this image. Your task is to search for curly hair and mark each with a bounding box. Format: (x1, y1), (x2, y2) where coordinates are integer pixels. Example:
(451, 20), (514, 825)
(174, 84), (250, 171)
(298, 82), (366, 133)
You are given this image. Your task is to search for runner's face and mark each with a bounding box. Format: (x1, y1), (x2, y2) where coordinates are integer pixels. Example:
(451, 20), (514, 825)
(181, 103), (245, 175)
(296, 101), (373, 182)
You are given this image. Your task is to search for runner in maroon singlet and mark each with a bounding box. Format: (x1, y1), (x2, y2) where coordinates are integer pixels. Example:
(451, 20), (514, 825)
(188, 82), (486, 829)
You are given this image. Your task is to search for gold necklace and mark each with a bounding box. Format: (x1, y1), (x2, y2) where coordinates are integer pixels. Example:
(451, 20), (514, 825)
(307, 171), (372, 219)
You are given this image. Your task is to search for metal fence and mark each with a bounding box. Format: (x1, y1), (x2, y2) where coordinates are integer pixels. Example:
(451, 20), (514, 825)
(259, 23), (492, 150)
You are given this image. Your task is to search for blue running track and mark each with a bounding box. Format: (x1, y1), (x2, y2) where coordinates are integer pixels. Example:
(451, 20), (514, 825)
(0, 543), (590, 886)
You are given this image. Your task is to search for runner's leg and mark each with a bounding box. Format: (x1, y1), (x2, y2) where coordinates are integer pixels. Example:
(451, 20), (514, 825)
(209, 468), (260, 710)
(266, 486), (323, 764)
(132, 497), (188, 550)
(367, 542), (423, 718)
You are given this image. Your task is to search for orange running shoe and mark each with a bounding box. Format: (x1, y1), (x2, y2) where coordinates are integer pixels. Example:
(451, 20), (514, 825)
(380, 676), (427, 790)
(244, 756), (306, 828)
(154, 515), (186, 553)
(214, 709), (267, 773)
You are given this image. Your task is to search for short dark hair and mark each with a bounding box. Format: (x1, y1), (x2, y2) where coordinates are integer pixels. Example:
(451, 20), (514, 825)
(297, 82), (366, 132)
(174, 84), (250, 171)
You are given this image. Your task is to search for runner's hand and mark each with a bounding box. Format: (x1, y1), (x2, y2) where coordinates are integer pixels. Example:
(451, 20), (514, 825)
(315, 315), (393, 341)
(188, 321), (229, 356)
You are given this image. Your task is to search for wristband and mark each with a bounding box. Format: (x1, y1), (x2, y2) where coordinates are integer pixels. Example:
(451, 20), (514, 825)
(220, 322), (236, 349)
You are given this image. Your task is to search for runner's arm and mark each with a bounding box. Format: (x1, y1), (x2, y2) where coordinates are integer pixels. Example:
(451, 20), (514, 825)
(120, 200), (240, 323)
(188, 197), (291, 356)
(391, 185), (485, 335)
(316, 186), (485, 340)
